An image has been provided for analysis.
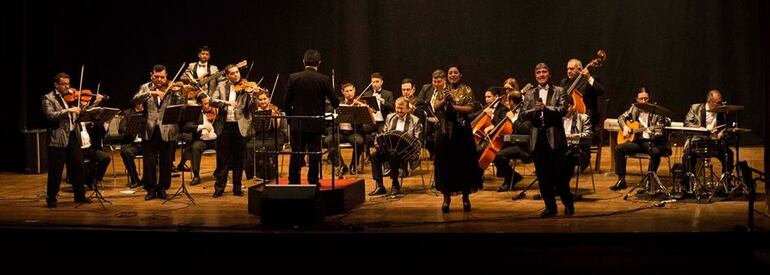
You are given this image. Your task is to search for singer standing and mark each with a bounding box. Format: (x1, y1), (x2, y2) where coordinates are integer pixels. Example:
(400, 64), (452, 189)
(521, 63), (574, 217)
(284, 49), (340, 186)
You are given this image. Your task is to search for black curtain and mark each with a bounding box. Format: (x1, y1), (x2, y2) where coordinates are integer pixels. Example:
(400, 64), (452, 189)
(2, 0), (766, 171)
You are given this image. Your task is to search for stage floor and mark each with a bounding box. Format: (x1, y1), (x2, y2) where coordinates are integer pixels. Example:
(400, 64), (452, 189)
(0, 146), (766, 233)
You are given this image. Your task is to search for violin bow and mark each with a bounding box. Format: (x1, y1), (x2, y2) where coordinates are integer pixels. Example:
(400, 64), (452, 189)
(353, 81), (373, 102)
(77, 65), (84, 108)
(244, 60), (255, 80)
(268, 74), (279, 105)
(164, 62), (186, 94)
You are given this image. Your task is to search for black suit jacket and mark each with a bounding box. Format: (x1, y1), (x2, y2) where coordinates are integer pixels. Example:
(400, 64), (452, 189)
(521, 84), (568, 152)
(559, 76), (605, 124)
(362, 88), (395, 121)
(284, 68), (340, 134)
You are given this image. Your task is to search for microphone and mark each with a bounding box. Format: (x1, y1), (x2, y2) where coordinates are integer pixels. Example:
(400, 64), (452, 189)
(654, 199), (677, 207)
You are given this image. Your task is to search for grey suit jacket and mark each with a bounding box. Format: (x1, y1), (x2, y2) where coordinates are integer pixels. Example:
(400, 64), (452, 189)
(182, 63), (220, 96)
(210, 81), (254, 137)
(42, 91), (82, 148)
(382, 113), (423, 145)
(521, 84), (568, 152)
(684, 103), (725, 129)
(565, 112), (592, 137)
(131, 82), (186, 141)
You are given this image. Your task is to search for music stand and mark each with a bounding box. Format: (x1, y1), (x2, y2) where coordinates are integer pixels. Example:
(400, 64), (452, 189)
(161, 104), (202, 205)
(75, 108), (120, 209)
(251, 110), (276, 186)
(360, 96), (380, 112)
(335, 106), (374, 175)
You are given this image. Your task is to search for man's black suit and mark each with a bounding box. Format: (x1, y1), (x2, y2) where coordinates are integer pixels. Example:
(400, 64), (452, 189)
(284, 67), (340, 185)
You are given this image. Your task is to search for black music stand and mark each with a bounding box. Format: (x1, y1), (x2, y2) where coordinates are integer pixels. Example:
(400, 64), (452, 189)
(161, 104), (201, 205)
(75, 108), (121, 209)
(360, 96), (380, 112)
(335, 106), (374, 176)
(251, 110), (276, 186)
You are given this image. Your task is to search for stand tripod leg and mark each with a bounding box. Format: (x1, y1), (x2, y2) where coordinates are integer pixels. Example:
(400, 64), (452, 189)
(78, 182), (112, 209)
(513, 179), (538, 200)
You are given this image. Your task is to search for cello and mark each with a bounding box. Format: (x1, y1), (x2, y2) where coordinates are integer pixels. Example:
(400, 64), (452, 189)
(470, 97), (499, 144)
(567, 50), (606, 114)
(477, 113), (514, 170)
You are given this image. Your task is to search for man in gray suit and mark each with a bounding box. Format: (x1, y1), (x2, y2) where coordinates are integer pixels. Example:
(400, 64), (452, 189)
(42, 72), (91, 207)
(209, 64), (255, 197)
(181, 45), (220, 96)
(682, 90), (733, 179)
(132, 64), (186, 200)
(520, 63), (574, 217)
(368, 97), (422, 196)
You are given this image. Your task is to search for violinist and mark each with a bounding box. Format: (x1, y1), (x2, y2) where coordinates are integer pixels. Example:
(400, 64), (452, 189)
(245, 90), (287, 181)
(119, 103), (145, 188)
(323, 82), (368, 175)
(75, 89), (111, 190)
(41, 72), (91, 207)
(179, 94), (218, 186)
(414, 70), (448, 158)
(368, 97), (422, 196)
(520, 62), (573, 217)
(209, 64), (255, 197)
(181, 45), (220, 96)
(361, 72), (395, 132)
(431, 67), (482, 213)
(132, 64), (186, 201)
(559, 59), (605, 127)
(491, 89), (531, 192)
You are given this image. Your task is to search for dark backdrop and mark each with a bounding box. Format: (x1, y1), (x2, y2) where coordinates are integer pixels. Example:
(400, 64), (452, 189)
(2, 0), (766, 171)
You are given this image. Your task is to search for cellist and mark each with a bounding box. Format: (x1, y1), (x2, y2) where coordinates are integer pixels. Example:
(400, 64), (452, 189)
(490, 89), (532, 192)
(470, 86), (509, 149)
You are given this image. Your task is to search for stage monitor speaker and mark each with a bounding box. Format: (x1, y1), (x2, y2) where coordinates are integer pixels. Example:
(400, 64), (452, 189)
(260, 184), (321, 226)
(23, 129), (47, 174)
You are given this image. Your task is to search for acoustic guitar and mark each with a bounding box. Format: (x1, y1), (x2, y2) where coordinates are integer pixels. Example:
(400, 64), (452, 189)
(617, 120), (662, 144)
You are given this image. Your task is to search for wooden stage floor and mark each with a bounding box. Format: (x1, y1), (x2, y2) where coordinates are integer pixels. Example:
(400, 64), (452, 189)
(0, 146), (766, 233)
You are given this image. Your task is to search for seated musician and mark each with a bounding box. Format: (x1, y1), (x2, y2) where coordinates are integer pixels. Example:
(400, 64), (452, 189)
(368, 97), (422, 196)
(562, 103), (593, 182)
(491, 89), (532, 192)
(180, 94), (218, 186)
(611, 87), (671, 191)
(245, 90), (287, 181)
(119, 103), (144, 188)
(77, 94), (110, 190)
(471, 86), (510, 142)
(682, 90), (734, 183)
(323, 82), (369, 175)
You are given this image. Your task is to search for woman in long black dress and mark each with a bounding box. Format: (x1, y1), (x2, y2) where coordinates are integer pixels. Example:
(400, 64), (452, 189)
(430, 67), (483, 212)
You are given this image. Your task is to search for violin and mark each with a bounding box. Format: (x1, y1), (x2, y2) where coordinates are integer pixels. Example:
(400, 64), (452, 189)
(234, 80), (259, 93)
(63, 88), (103, 105)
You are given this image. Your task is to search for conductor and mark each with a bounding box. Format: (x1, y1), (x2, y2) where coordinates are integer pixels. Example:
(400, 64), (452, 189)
(284, 49), (340, 186)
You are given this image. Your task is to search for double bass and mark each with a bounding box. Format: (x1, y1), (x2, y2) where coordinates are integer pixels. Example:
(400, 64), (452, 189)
(567, 50), (607, 114)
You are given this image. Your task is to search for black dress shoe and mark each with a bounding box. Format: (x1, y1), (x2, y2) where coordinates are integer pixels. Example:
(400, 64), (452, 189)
(368, 186), (387, 196)
(441, 197), (450, 213)
(176, 164), (189, 172)
(156, 189), (168, 200)
(497, 183), (511, 192)
(565, 207), (575, 216)
(386, 187), (402, 196)
(462, 198), (471, 212)
(190, 177), (201, 186)
(349, 166), (357, 175)
(540, 209), (557, 218)
(610, 179), (627, 191)
(46, 201), (57, 208)
(213, 190), (224, 198)
(233, 190), (244, 196)
(144, 192), (156, 201)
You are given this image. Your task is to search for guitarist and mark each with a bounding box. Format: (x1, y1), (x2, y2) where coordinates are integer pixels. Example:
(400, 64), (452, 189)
(181, 45), (220, 97)
(559, 58), (605, 129)
(611, 87), (671, 191)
